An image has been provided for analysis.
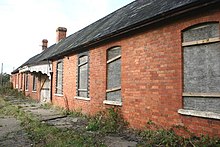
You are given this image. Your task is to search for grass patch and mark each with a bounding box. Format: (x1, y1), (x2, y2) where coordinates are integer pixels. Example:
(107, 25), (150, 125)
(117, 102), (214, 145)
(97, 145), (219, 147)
(0, 97), (105, 146)
(40, 103), (53, 109)
(0, 86), (26, 99)
(138, 120), (220, 147)
(1, 86), (219, 146)
(87, 108), (127, 133)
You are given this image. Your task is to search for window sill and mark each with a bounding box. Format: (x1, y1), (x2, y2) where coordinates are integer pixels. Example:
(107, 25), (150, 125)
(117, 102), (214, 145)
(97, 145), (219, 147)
(178, 109), (220, 120)
(54, 94), (63, 97)
(74, 96), (90, 101)
(103, 100), (122, 106)
(32, 91), (37, 93)
(25, 90), (28, 92)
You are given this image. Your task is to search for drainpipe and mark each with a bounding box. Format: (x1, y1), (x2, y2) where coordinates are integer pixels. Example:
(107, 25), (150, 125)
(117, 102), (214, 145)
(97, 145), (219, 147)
(50, 71), (53, 102)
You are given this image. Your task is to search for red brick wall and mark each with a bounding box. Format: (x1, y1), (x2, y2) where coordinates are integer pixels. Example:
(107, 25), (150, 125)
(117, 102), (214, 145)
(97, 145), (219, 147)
(11, 73), (17, 89)
(51, 8), (220, 137)
(23, 73), (41, 101)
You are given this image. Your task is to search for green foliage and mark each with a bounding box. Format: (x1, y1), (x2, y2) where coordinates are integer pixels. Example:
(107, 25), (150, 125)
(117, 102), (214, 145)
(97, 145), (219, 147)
(0, 97), (105, 146)
(139, 129), (184, 146)
(138, 120), (220, 147)
(0, 73), (11, 87)
(53, 105), (84, 118)
(0, 86), (26, 98)
(87, 108), (127, 133)
(40, 103), (53, 109)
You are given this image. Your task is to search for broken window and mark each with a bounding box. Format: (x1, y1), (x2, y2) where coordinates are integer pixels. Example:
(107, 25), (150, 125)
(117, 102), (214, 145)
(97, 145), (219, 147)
(106, 46), (121, 102)
(182, 22), (220, 113)
(32, 75), (37, 91)
(56, 61), (63, 94)
(77, 52), (89, 98)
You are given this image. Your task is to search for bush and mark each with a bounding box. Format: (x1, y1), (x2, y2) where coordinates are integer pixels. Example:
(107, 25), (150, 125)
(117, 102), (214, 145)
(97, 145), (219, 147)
(87, 108), (127, 133)
(0, 86), (26, 98)
(139, 120), (220, 146)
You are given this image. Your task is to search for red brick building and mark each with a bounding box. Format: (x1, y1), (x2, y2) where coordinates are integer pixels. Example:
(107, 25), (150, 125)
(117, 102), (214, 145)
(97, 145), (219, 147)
(11, 0), (220, 137)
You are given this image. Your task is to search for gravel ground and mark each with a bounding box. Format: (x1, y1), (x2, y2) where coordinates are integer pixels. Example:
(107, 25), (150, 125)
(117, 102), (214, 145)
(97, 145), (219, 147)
(0, 96), (138, 147)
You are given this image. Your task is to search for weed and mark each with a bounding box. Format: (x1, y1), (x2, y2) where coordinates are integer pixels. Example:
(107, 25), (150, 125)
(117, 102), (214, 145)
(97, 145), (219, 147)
(0, 86), (26, 99)
(138, 120), (220, 147)
(87, 108), (127, 133)
(0, 97), (105, 146)
(40, 103), (53, 109)
(55, 106), (84, 117)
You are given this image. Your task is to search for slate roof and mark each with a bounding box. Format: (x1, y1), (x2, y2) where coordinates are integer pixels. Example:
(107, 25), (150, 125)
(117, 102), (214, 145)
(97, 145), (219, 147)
(12, 0), (220, 73)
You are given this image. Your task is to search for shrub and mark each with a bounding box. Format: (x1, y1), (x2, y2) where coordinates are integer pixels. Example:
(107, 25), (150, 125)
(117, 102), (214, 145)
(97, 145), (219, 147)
(87, 108), (127, 133)
(139, 120), (220, 146)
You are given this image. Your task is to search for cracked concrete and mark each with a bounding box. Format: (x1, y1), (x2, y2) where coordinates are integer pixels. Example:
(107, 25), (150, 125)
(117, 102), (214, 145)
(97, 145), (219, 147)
(0, 96), (137, 147)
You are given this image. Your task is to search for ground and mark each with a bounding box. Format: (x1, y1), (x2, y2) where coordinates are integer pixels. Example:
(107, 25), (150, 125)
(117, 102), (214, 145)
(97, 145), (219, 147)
(0, 96), (138, 147)
(0, 95), (219, 146)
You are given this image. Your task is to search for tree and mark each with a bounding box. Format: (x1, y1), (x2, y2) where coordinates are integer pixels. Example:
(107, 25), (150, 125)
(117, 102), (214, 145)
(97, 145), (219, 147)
(0, 73), (10, 87)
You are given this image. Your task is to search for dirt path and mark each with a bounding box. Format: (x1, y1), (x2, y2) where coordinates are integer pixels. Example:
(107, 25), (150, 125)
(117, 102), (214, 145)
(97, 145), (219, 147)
(0, 116), (32, 147)
(0, 96), (138, 147)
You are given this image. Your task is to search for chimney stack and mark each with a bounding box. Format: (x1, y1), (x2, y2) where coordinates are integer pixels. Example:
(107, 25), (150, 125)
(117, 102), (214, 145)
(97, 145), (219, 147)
(42, 39), (48, 51)
(56, 27), (67, 43)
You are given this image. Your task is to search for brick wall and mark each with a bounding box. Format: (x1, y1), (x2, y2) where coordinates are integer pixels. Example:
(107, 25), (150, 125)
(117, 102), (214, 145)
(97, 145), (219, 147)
(23, 73), (41, 101)
(11, 73), (17, 89)
(46, 8), (220, 137)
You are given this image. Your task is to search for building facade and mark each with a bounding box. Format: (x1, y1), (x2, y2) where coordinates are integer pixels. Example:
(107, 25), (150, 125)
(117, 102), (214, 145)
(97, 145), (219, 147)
(11, 0), (220, 137)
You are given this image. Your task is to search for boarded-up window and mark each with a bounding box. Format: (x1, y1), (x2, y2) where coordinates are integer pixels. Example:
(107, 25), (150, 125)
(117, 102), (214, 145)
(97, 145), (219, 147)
(25, 73), (29, 91)
(182, 22), (220, 113)
(32, 75), (37, 91)
(56, 61), (63, 94)
(106, 47), (121, 102)
(77, 53), (89, 98)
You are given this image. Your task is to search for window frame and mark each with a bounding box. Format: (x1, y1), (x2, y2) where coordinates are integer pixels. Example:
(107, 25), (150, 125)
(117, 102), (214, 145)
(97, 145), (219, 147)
(32, 74), (37, 92)
(104, 46), (122, 106)
(179, 22), (220, 119)
(55, 60), (63, 95)
(75, 51), (90, 100)
(25, 73), (29, 91)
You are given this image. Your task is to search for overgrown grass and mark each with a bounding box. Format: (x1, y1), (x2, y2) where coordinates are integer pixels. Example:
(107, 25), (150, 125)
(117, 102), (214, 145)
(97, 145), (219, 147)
(1, 86), (220, 146)
(0, 86), (26, 99)
(0, 97), (105, 146)
(138, 120), (220, 147)
(87, 108), (127, 133)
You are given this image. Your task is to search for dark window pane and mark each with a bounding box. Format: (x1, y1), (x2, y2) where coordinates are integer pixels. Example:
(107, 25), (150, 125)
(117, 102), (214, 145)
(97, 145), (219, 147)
(108, 47), (121, 60)
(183, 23), (219, 42)
(79, 56), (88, 64)
(184, 43), (220, 93)
(79, 64), (88, 89)
(107, 59), (121, 89)
(107, 90), (121, 101)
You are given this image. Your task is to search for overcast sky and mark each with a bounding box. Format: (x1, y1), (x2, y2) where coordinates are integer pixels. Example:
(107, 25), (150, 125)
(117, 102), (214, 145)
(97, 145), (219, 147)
(0, 0), (134, 74)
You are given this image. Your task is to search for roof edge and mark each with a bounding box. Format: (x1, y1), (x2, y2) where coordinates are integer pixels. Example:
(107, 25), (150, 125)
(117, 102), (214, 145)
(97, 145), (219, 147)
(48, 0), (219, 60)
